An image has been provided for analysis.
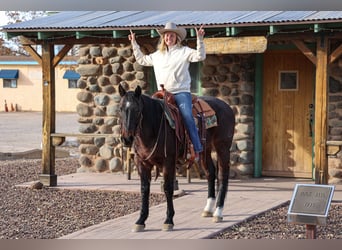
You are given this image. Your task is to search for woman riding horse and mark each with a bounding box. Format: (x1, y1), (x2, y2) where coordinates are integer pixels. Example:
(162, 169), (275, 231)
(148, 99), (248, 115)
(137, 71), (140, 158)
(129, 22), (205, 162)
(119, 84), (235, 232)
(121, 22), (235, 232)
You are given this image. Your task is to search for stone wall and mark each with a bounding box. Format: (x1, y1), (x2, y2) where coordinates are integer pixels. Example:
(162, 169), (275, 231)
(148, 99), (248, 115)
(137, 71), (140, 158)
(200, 54), (255, 178)
(74, 41), (255, 178)
(327, 58), (342, 184)
(75, 43), (146, 173)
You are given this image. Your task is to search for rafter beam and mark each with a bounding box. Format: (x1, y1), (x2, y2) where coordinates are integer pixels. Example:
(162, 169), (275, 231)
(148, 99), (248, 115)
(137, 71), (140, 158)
(225, 27), (231, 36)
(292, 39), (317, 65)
(314, 23), (323, 33)
(23, 45), (42, 66)
(52, 44), (73, 68)
(150, 29), (159, 38)
(230, 27), (241, 36)
(329, 43), (342, 64)
(112, 30), (128, 38)
(269, 25), (280, 35)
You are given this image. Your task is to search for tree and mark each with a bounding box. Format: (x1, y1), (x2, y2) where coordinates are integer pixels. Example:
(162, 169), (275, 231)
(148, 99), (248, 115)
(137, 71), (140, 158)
(1, 11), (48, 56)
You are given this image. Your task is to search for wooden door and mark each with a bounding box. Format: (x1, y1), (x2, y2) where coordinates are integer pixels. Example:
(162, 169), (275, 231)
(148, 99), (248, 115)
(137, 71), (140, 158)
(262, 50), (315, 178)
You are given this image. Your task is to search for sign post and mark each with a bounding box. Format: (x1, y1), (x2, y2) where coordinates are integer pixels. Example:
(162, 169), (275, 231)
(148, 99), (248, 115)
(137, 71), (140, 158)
(287, 184), (335, 239)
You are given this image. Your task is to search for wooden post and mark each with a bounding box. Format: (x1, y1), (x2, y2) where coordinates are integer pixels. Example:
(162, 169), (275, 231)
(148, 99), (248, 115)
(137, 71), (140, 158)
(306, 224), (317, 239)
(40, 41), (57, 186)
(314, 36), (329, 184)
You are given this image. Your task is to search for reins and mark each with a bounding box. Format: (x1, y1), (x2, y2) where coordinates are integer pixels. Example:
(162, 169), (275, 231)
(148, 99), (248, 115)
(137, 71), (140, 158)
(137, 111), (167, 161)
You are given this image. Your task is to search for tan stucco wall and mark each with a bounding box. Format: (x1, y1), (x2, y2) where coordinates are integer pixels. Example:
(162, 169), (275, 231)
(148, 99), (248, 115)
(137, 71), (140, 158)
(0, 64), (79, 112)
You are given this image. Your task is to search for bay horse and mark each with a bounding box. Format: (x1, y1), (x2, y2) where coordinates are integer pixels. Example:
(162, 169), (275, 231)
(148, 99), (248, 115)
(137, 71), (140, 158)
(119, 84), (235, 232)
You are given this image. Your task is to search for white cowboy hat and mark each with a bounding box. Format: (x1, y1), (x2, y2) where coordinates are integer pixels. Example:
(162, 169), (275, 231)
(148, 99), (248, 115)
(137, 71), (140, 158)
(157, 22), (187, 41)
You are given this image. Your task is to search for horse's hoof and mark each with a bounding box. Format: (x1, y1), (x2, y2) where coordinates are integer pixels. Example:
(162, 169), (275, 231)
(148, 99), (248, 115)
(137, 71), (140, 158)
(162, 224), (174, 231)
(132, 224), (145, 232)
(213, 216), (223, 223)
(201, 211), (213, 217)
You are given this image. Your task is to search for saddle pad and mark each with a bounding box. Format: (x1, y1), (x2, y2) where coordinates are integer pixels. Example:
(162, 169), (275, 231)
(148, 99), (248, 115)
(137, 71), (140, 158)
(204, 114), (218, 129)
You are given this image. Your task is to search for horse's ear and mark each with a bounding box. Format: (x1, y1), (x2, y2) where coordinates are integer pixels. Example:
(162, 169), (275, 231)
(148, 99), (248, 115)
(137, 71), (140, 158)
(135, 85), (142, 97)
(119, 84), (126, 97)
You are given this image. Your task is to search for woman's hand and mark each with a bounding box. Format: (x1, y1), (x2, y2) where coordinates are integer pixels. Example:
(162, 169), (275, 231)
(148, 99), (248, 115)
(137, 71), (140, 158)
(195, 25), (205, 38)
(128, 29), (136, 42)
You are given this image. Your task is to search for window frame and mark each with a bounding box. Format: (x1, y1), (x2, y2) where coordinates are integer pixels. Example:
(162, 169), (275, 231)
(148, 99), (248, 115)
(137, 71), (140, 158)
(3, 78), (18, 88)
(67, 79), (78, 89)
(278, 70), (299, 91)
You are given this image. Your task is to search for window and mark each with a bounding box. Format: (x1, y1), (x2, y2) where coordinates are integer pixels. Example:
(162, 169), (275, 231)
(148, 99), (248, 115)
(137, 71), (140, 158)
(3, 79), (17, 88)
(0, 69), (19, 88)
(279, 71), (298, 91)
(63, 70), (80, 89)
(68, 79), (78, 88)
(189, 62), (201, 94)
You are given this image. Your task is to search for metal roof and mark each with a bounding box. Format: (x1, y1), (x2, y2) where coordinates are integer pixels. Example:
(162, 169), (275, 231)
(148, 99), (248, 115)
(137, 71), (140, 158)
(2, 11), (342, 31)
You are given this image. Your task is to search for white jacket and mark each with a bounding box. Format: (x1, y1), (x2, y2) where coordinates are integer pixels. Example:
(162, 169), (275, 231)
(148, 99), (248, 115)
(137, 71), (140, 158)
(131, 38), (206, 94)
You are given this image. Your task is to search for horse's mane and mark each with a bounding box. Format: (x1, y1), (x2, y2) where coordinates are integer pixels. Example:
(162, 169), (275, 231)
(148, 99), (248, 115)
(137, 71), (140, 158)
(135, 93), (165, 138)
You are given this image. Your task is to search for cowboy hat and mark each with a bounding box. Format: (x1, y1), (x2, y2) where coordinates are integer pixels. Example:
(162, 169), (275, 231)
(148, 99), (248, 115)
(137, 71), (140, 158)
(157, 22), (187, 41)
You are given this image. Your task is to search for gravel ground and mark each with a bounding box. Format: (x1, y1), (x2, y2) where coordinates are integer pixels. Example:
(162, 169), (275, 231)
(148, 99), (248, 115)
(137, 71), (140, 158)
(212, 202), (342, 239)
(1, 148), (341, 239)
(0, 150), (166, 239)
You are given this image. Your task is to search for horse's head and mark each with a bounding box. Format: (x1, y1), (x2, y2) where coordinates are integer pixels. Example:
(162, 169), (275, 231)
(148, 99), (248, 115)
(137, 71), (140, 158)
(119, 84), (143, 147)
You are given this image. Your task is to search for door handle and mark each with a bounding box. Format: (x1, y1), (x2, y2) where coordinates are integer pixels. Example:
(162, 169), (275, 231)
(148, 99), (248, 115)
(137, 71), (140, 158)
(309, 103), (314, 137)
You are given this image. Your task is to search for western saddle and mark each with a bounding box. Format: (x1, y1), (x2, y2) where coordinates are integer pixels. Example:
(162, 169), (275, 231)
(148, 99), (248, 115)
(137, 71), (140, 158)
(152, 85), (217, 169)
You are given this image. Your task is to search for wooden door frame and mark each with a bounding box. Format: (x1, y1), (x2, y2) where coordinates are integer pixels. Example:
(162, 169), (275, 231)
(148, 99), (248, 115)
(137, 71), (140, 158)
(260, 49), (314, 178)
(254, 37), (342, 184)
(293, 38), (342, 184)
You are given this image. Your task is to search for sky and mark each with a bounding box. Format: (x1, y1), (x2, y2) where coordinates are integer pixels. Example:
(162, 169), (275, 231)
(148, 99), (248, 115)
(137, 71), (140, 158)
(0, 11), (9, 26)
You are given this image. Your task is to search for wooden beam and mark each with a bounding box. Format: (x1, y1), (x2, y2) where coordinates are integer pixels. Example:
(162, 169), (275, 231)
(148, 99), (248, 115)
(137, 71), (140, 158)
(314, 36), (329, 184)
(19, 36), (36, 45)
(269, 25), (280, 35)
(76, 31), (89, 39)
(190, 28), (196, 37)
(328, 43), (342, 64)
(40, 40), (57, 187)
(225, 27), (230, 36)
(230, 27), (241, 36)
(150, 29), (159, 38)
(292, 40), (317, 65)
(314, 24), (323, 33)
(52, 44), (73, 68)
(23, 45), (42, 66)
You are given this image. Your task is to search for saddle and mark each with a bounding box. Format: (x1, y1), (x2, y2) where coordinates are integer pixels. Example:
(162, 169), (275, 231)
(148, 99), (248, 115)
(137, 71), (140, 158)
(152, 86), (217, 165)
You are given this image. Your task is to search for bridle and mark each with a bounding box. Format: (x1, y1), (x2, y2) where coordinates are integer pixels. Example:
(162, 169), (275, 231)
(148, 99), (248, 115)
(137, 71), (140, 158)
(120, 95), (168, 161)
(136, 111), (166, 161)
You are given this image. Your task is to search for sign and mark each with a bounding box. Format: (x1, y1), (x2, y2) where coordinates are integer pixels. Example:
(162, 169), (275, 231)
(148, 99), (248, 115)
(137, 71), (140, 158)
(203, 36), (267, 54)
(287, 184), (335, 225)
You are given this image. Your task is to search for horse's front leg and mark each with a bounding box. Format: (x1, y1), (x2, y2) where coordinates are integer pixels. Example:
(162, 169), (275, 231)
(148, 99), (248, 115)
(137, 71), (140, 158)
(132, 166), (152, 232)
(162, 161), (175, 231)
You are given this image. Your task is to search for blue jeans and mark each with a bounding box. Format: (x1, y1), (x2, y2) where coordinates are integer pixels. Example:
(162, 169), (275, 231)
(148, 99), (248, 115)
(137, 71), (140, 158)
(174, 92), (203, 153)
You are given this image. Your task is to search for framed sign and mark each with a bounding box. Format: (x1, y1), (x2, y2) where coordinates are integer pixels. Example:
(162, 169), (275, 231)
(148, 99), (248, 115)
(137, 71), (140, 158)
(287, 184), (335, 225)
